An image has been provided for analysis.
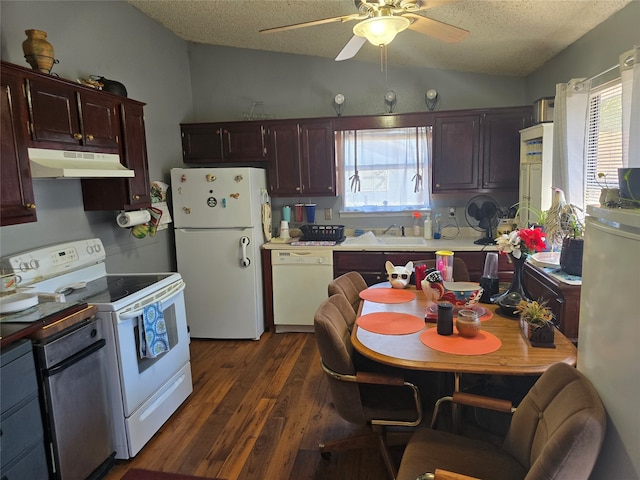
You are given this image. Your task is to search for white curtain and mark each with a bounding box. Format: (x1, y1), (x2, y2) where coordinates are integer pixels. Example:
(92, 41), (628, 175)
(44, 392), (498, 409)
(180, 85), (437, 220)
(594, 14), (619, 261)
(552, 78), (590, 208)
(621, 46), (640, 167)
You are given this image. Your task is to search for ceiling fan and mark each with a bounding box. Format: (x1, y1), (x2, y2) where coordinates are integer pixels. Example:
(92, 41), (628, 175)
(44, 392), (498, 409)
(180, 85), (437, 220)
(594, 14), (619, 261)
(259, 0), (469, 62)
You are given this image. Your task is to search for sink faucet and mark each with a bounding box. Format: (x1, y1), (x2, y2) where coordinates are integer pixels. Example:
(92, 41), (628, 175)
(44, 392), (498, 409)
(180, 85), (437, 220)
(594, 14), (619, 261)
(383, 224), (397, 235)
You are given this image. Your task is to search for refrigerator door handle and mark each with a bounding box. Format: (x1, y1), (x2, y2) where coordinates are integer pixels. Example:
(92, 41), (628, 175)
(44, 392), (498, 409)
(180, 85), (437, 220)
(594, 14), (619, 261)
(240, 236), (251, 267)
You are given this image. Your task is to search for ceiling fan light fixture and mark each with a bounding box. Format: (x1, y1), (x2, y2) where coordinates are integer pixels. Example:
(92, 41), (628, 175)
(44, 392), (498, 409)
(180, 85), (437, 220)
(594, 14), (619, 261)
(353, 15), (410, 46)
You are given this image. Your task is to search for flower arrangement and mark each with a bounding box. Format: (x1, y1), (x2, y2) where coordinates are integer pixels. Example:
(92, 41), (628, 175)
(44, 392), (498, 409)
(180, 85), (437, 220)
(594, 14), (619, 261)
(495, 227), (546, 259)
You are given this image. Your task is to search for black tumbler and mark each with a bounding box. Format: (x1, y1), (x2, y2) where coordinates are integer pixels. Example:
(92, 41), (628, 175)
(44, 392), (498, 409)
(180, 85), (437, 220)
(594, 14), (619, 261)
(437, 302), (453, 336)
(479, 276), (500, 303)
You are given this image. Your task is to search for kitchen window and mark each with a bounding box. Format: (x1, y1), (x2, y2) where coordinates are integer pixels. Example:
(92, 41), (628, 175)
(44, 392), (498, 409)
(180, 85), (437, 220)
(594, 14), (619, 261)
(336, 126), (431, 213)
(585, 79), (623, 205)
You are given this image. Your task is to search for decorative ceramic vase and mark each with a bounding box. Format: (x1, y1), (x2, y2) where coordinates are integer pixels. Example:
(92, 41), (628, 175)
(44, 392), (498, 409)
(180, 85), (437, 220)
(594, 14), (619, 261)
(22, 29), (55, 73)
(559, 238), (584, 276)
(490, 254), (532, 317)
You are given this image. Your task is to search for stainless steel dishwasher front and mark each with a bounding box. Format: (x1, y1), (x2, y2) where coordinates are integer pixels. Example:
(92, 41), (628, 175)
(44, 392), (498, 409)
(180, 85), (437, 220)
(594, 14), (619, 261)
(271, 249), (334, 333)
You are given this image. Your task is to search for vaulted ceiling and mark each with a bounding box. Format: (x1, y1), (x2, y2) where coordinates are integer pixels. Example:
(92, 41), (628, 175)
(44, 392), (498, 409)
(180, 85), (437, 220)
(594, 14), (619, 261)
(129, 0), (631, 76)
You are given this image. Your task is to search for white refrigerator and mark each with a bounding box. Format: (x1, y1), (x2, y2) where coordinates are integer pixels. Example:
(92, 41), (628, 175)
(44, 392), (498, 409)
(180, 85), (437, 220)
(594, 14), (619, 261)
(171, 167), (268, 339)
(578, 205), (640, 479)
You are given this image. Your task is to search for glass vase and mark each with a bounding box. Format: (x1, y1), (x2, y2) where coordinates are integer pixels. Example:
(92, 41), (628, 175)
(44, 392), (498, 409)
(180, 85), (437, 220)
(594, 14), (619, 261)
(490, 254), (532, 316)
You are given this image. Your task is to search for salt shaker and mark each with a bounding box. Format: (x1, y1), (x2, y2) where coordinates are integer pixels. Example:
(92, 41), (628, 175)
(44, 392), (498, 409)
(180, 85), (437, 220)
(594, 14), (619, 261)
(437, 302), (453, 336)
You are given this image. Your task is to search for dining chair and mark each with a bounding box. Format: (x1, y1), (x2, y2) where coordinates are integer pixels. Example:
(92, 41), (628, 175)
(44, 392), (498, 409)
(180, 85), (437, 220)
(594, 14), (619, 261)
(328, 271), (368, 315)
(314, 293), (423, 480)
(396, 362), (606, 480)
(416, 258), (470, 282)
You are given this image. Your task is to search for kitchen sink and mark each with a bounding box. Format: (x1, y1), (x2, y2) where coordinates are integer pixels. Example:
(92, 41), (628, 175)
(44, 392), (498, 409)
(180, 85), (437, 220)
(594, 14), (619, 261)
(342, 234), (428, 246)
(378, 236), (428, 245)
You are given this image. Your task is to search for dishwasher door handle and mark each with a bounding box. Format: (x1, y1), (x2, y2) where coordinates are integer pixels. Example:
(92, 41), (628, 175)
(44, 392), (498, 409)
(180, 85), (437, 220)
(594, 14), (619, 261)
(43, 339), (106, 377)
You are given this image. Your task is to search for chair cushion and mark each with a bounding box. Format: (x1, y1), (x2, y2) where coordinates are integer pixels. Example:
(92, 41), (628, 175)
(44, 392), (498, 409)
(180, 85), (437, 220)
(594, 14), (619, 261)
(397, 427), (527, 480)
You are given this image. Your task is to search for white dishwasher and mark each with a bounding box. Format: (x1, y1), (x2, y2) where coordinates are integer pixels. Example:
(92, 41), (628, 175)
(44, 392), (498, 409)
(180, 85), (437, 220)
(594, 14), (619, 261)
(271, 249), (334, 333)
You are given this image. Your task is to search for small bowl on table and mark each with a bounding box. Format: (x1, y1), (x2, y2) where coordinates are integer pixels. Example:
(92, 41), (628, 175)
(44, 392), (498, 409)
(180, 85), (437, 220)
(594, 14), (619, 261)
(456, 309), (481, 338)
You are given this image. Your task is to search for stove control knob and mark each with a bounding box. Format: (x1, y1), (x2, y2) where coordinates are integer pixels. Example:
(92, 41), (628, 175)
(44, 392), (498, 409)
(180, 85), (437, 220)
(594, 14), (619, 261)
(29, 259), (40, 270)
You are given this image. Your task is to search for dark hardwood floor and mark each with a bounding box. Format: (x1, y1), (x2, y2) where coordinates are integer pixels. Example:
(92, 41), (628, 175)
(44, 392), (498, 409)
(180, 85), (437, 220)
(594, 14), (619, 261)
(104, 332), (405, 480)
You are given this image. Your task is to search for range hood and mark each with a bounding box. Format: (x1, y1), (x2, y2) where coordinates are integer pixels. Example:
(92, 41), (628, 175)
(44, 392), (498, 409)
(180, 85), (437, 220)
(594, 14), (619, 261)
(28, 148), (135, 178)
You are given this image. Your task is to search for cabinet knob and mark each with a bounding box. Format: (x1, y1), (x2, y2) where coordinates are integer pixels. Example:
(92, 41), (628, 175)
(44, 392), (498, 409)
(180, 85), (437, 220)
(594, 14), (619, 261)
(133, 195), (140, 200)
(215, 129), (221, 135)
(86, 134), (94, 141)
(435, 183), (441, 188)
(26, 203), (36, 209)
(73, 133), (83, 140)
(295, 186), (301, 192)
(327, 186), (333, 191)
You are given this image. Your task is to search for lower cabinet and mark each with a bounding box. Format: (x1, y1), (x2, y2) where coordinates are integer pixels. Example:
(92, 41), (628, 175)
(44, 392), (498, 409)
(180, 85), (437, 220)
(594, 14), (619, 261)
(0, 339), (48, 479)
(523, 262), (580, 343)
(333, 250), (514, 286)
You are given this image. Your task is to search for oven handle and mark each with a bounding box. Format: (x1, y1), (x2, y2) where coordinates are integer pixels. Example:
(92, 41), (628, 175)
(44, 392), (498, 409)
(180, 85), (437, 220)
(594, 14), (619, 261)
(118, 282), (185, 321)
(43, 339), (106, 377)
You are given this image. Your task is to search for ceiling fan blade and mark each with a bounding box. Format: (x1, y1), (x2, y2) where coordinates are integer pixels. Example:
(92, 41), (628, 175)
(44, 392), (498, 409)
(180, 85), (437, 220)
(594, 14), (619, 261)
(405, 13), (469, 43)
(335, 35), (367, 61)
(260, 13), (362, 34)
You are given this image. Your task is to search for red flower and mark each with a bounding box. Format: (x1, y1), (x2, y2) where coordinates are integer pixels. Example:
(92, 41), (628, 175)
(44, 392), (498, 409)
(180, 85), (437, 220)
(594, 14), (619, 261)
(518, 227), (546, 253)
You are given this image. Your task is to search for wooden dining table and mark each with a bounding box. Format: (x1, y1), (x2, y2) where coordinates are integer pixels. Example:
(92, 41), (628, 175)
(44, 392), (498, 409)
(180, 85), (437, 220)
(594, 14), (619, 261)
(352, 284), (577, 393)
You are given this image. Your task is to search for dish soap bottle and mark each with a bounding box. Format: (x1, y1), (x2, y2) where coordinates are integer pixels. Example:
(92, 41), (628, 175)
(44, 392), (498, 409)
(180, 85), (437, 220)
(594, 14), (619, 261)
(424, 213), (432, 239)
(433, 214), (442, 239)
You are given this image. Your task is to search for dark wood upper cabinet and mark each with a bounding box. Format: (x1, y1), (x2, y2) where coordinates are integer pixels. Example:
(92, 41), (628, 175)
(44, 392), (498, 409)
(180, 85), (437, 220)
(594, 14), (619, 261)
(25, 77), (119, 152)
(266, 119), (335, 197)
(1, 66), (37, 226)
(432, 106), (532, 193)
(180, 122), (266, 163)
(433, 113), (481, 191)
(1, 61), (151, 216)
(81, 99), (151, 211)
(481, 110), (531, 190)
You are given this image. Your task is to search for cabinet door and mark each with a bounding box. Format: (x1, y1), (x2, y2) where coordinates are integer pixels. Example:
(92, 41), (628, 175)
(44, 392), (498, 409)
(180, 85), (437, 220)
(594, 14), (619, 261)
(180, 124), (223, 163)
(299, 120), (336, 196)
(1, 69), (37, 226)
(81, 100), (151, 210)
(432, 114), (480, 191)
(78, 89), (119, 150)
(26, 77), (82, 147)
(120, 101), (151, 208)
(267, 122), (301, 196)
(222, 123), (267, 161)
(481, 111), (529, 190)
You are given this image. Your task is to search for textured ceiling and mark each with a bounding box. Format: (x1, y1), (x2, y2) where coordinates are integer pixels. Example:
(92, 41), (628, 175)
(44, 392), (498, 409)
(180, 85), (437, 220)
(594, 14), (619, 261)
(128, 0), (631, 76)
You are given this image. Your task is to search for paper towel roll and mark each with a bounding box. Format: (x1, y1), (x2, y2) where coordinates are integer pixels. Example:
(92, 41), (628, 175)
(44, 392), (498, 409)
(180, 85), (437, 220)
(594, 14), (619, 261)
(117, 210), (151, 227)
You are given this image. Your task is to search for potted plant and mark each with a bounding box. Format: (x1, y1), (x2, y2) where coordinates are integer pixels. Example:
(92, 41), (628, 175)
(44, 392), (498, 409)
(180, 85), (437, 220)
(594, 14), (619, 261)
(516, 299), (555, 348)
(558, 205), (584, 276)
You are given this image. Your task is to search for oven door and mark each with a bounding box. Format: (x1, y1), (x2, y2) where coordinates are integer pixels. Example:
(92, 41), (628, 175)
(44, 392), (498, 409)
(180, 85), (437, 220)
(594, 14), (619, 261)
(113, 280), (190, 417)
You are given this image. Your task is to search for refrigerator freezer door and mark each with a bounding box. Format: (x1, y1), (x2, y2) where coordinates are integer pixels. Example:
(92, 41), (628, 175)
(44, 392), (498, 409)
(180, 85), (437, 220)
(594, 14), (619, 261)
(171, 167), (266, 229)
(175, 228), (264, 339)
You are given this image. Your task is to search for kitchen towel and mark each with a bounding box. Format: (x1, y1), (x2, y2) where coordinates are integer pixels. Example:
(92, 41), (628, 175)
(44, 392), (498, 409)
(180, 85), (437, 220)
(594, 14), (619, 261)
(139, 302), (170, 359)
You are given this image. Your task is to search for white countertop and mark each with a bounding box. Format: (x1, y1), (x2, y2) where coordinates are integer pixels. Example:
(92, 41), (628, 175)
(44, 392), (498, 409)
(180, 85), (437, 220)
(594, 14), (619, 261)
(263, 237), (499, 252)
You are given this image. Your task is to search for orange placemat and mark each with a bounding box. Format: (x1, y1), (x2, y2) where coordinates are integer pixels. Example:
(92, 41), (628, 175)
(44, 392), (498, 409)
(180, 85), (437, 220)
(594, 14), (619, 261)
(425, 305), (494, 323)
(420, 326), (502, 355)
(359, 288), (416, 304)
(357, 312), (425, 335)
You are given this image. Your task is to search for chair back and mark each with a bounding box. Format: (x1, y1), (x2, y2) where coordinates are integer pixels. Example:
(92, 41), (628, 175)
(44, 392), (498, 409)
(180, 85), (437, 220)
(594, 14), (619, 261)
(417, 258), (470, 282)
(313, 294), (367, 424)
(503, 362), (606, 480)
(328, 272), (368, 315)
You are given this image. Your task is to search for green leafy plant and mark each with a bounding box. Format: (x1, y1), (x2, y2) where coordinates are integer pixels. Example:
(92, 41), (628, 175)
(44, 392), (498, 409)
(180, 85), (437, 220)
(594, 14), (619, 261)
(515, 299), (553, 329)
